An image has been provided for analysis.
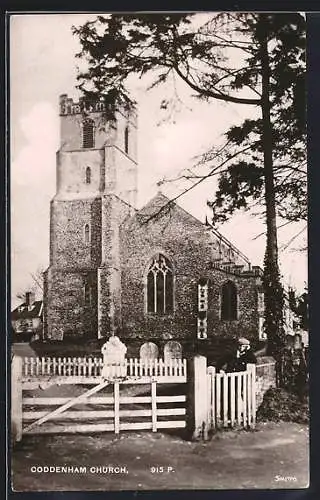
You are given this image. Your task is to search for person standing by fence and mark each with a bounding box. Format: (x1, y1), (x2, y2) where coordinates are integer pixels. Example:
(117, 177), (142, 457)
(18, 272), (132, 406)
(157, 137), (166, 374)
(216, 338), (257, 374)
(216, 338), (257, 424)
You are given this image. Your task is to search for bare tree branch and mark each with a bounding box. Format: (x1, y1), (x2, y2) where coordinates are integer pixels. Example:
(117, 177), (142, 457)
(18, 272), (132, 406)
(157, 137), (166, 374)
(252, 220), (294, 241)
(141, 142), (258, 224)
(279, 225), (307, 252)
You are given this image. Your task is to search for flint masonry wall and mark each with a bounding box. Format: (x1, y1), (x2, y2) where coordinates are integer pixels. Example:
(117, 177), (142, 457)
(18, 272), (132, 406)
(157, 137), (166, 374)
(44, 95), (138, 341)
(46, 193), (131, 340)
(50, 198), (102, 269)
(256, 356), (277, 407)
(45, 95), (262, 345)
(98, 195), (132, 338)
(45, 267), (98, 340)
(46, 196), (102, 339)
(119, 194), (261, 345)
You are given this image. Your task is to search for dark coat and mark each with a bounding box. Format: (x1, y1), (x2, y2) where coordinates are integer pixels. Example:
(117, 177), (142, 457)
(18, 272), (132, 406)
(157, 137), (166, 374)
(216, 349), (257, 373)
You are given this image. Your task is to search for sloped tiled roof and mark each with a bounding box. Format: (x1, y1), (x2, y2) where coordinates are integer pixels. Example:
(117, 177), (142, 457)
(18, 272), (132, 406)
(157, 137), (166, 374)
(11, 300), (43, 320)
(124, 192), (250, 264)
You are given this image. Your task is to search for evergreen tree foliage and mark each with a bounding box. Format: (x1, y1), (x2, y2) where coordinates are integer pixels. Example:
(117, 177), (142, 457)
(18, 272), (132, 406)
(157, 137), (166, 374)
(288, 287), (309, 330)
(73, 13), (306, 372)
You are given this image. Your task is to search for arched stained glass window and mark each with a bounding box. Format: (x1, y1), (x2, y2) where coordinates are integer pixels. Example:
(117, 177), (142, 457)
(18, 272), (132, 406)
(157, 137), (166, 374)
(146, 254), (173, 315)
(82, 118), (95, 148)
(86, 166), (91, 184)
(221, 281), (237, 320)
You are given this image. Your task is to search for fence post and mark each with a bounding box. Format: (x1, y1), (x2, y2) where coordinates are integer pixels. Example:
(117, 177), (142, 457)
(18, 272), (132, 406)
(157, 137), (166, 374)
(207, 366), (216, 431)
(114, 381), (120, 434)
(247, 363), (256, 428)
(187, 355), (209, 440)
(11, 355), (23, 444)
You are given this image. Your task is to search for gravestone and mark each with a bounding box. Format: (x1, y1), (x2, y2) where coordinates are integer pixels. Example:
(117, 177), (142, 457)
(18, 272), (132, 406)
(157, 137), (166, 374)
(164, 341), (182, 361)
(293, 333), (302, 349)
(101, 336), (127, 378)
(139, 342), (159, 360)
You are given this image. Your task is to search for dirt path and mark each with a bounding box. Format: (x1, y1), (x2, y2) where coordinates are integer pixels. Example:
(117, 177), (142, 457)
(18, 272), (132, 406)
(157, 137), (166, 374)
(11, 422), (309, 491)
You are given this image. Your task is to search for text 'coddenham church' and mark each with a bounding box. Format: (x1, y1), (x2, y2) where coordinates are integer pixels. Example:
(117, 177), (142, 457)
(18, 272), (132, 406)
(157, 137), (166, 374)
(43, 94), (265, 354)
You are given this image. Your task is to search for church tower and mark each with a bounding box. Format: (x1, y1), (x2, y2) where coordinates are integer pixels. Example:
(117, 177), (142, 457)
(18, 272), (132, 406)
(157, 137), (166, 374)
(43, 94), (138, 340)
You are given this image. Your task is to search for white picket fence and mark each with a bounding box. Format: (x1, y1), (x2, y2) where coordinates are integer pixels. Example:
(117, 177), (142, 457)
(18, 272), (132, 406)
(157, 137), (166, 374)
(12, 356), (187, 441)
(22, 356), (187, 380)
(12, 355), (257, 442)
(207, 364), (256, 429)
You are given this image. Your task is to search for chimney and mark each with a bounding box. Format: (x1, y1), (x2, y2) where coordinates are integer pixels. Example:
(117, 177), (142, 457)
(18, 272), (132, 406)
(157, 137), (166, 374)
(25, 291), (35, 306)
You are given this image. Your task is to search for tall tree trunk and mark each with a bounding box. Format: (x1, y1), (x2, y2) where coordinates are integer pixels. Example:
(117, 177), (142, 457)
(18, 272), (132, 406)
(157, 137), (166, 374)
(258, 15), (285, 375)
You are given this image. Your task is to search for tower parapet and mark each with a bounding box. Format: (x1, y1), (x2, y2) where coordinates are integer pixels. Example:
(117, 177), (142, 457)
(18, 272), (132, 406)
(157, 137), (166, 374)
(59, 94), (138, 127)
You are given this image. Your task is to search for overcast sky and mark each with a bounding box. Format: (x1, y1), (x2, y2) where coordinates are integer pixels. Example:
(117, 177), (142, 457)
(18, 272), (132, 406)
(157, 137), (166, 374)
(10, 13), (308, 307)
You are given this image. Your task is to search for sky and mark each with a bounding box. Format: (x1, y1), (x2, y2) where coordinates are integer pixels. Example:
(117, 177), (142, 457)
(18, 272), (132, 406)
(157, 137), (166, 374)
(10, 14), (308, 307)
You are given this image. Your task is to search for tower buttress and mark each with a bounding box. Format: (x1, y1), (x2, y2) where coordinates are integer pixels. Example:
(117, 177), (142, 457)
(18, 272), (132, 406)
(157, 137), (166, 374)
(44, 94), (138, 341)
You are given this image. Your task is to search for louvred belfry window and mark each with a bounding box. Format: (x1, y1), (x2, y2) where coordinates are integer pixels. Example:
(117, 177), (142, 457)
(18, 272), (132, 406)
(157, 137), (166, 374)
(147, 254), (173, 315)
(221, 281), (237, 320)
(82, 118), (95, 148)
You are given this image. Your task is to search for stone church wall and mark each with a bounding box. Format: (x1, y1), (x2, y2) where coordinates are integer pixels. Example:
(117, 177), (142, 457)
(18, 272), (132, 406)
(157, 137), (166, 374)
(120, 199), (260, 344)
(98, 195), (133, 338)
(102, 145), (138, 209)
(46, 193), (132, 340)
(44, 268), (98, 340)
(50, 198), (102, 269)
(44, 95), (262, 345)
(56, 149), (105, 195)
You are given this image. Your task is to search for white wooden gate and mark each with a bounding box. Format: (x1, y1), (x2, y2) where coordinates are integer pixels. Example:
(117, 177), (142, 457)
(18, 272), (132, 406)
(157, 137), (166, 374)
(12, 356), (187, 440)
(207, 364), (256, 429)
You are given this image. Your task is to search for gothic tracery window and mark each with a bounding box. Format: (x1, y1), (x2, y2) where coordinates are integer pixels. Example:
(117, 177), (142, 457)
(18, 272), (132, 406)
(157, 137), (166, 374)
(82, 119), (95, 148)
(221, 281), (237, 320)
(146, 254), (173, 315)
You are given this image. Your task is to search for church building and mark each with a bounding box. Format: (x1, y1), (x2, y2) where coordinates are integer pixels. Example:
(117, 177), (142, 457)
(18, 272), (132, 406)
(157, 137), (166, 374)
(43, 94), (265, 356)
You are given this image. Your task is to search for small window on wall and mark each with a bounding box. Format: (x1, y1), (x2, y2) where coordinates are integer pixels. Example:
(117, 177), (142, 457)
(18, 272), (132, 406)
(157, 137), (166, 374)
(221, 281), (237, 320)
(82, 119), (95, 149)
(86, 167), (91, 184)
(84, 224), (90, 243)
(124, 125), (129, 154)
(17, 319), (33, 332)
(84, 283), (92, 306)
(257, 291), (265, 314)
(259, 317), (267, 340)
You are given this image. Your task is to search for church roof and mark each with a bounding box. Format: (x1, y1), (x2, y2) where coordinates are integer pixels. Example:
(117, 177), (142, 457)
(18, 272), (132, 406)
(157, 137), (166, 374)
(129, 191), (251, 265)
(133, 191), (205, 227)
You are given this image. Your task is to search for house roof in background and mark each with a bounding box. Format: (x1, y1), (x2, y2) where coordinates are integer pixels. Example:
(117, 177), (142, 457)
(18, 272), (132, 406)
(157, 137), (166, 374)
(11, 300), (43, 320)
